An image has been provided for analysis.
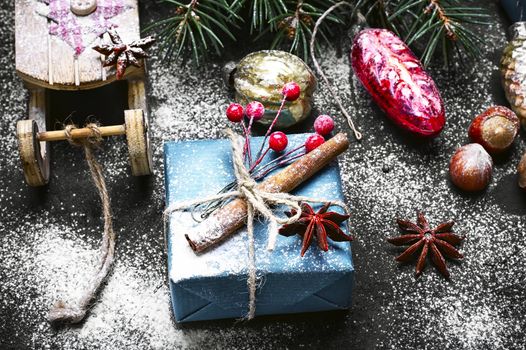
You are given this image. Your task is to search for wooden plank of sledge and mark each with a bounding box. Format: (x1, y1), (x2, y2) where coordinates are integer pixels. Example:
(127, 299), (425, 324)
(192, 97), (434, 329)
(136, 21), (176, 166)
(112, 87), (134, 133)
(49, 35), (76, 87)
(15, 0), (143, 90)
(15, 0), (49, 85)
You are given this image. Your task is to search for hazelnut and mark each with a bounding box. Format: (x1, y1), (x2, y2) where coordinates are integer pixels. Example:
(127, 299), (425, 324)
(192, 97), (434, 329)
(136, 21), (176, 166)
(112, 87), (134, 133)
(518, 152), (526, 189)
(468, 106), (519, 154)
(449, 144), (493, 192)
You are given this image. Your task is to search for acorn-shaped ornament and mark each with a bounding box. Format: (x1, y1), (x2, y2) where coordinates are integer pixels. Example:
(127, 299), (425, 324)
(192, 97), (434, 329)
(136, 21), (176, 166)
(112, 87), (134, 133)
(501, 22), (526, 129)
(225, 50), (317, 128)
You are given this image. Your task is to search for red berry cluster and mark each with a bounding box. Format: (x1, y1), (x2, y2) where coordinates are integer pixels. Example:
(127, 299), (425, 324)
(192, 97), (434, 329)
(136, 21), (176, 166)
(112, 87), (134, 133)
(223, 81), (338, 182)
(225, 82), (303, 157)
(198, 82), (343, 220)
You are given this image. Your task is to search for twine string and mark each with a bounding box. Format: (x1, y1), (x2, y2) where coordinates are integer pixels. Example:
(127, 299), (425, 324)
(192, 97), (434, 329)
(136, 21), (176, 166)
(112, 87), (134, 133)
(310, 1), (364, 141)
(164, 129), (350, 320)
(48, 123), (116, 324)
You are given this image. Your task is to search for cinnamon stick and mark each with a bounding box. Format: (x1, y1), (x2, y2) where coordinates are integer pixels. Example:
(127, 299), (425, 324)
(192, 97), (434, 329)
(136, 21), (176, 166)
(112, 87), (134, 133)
(185, 132), (350, 253)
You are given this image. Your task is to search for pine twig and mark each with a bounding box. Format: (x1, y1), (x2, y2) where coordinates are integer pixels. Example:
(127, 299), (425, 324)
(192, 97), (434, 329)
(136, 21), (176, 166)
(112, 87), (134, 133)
(261, 0), (346, 62)
(358, 0), (489, 67)
(145, 0), (240, 64)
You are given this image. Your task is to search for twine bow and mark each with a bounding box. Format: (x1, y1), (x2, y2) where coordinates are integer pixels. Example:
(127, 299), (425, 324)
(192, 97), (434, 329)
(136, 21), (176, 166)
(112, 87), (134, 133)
(164, 129), (350, 320)
(48, 123), (116, 324)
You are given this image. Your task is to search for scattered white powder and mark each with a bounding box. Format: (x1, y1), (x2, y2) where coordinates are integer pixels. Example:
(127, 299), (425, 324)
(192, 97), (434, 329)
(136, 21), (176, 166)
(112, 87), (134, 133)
(0, 1), (525, 349)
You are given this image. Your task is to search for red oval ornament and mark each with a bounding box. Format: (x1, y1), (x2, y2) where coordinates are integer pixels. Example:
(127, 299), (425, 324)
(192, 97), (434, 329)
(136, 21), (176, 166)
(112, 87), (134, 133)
(351, 29), (445, 138)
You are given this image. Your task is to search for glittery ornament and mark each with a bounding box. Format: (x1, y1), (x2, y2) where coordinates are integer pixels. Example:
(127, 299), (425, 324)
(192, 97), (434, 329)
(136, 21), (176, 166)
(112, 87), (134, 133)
(351, 29), (445, 138)
(230, 50), (317, 128)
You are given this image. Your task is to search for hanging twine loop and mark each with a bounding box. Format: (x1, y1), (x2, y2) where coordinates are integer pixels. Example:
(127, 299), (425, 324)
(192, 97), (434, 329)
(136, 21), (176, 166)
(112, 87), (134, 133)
(164, 129), (350, 320)
(48, 123), (116, 324)
(310, 1), (364, 141)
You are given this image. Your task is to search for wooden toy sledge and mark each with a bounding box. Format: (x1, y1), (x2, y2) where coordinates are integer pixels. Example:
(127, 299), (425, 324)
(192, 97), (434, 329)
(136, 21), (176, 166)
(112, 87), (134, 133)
(15, 0), (152, 186)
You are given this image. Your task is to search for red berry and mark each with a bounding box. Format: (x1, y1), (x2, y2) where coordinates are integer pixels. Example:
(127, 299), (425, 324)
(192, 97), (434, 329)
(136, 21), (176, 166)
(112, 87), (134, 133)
(246, 101), (265, 120)
(269, 131), (288, 152)
(314, 115), (335, 136)
(305, 134), (325, 153)
(282, 82), (301, 101)
(226, 103), (244, 123)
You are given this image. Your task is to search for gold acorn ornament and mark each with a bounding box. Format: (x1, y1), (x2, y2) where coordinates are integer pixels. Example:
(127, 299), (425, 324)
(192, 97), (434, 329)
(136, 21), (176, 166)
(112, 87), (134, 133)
(225, 50), (317, 128)
(501, 22), (526, 129)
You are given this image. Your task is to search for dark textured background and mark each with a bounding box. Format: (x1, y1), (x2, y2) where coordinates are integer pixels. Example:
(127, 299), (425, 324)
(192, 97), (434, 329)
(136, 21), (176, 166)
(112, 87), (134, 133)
(1, 1), (526, 349)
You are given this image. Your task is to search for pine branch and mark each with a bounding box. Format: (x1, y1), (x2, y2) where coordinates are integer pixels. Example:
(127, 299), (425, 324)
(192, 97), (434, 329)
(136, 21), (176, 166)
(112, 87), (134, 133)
(231, 0), (288, 32)
(146, 0), (488, 67)
(144, 0), (240, 64)
(263, 0), (346, 62)
(358, 0), (490, 67)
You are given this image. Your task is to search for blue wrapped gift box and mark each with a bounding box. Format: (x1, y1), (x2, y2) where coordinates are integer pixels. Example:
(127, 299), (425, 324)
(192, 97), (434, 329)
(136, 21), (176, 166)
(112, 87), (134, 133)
(164, 134), (354, 322)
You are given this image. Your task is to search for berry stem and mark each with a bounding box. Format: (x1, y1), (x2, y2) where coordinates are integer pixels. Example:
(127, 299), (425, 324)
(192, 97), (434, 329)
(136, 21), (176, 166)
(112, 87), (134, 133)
(253, 152), (306, 180)
(254, 97), (287, 161)
(249, 146), (270, 173)
(254, 143), (304, 174)
(241, 120), (250, 161)
(194, 143), (305, 221)
(191, 181), (237, 220)
(246, 116), (255, 166)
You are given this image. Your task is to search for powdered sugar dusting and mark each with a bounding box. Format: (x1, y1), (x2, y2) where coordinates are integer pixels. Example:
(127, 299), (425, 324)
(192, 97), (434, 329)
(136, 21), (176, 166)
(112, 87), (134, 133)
(1, 0), (525, 348)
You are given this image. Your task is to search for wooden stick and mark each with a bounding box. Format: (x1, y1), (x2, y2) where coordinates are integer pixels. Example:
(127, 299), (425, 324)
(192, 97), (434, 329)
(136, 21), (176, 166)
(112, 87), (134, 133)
(184, 132), (350, 253)
(37, 125), (126, 142)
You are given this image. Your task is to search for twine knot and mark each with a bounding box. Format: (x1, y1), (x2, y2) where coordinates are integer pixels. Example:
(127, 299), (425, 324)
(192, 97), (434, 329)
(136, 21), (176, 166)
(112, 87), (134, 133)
(227, 129), (302, 237)
(64, 123), (103, 147)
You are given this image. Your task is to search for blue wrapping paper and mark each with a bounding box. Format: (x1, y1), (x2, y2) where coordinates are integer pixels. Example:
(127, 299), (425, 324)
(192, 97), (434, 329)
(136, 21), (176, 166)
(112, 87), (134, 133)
(501, 0), (526, 22)
(164, 134), (354, 322)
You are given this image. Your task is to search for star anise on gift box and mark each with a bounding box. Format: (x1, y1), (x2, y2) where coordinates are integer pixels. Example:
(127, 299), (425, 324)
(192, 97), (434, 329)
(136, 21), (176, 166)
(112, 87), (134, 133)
(279, 203), (352, 256)
(93, 29), (155, 79)
(387, 212), (465, 279)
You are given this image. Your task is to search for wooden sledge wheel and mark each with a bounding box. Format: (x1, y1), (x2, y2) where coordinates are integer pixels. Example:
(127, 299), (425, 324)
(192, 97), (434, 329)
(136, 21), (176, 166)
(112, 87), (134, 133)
(17, 89), (50, 187)
(125, 109), (153, 176)
(17, 119), (50, 187)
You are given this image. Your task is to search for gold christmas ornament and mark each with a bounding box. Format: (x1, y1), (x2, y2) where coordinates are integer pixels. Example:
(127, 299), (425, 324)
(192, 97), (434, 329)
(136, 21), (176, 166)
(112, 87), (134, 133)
(228, 50), (317, 128)
(501, 22), (526, 129)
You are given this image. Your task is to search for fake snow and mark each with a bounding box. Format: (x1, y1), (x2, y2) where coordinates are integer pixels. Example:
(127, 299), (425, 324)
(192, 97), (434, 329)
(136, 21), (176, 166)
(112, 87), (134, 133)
(0, 0), (525, 349)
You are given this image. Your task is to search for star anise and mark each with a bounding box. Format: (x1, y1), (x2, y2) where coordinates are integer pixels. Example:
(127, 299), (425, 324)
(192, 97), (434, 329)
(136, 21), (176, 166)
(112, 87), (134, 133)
(279, 203), (352, 256)
(93, 29), (155, 79)
(387, 212), (465, 279)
